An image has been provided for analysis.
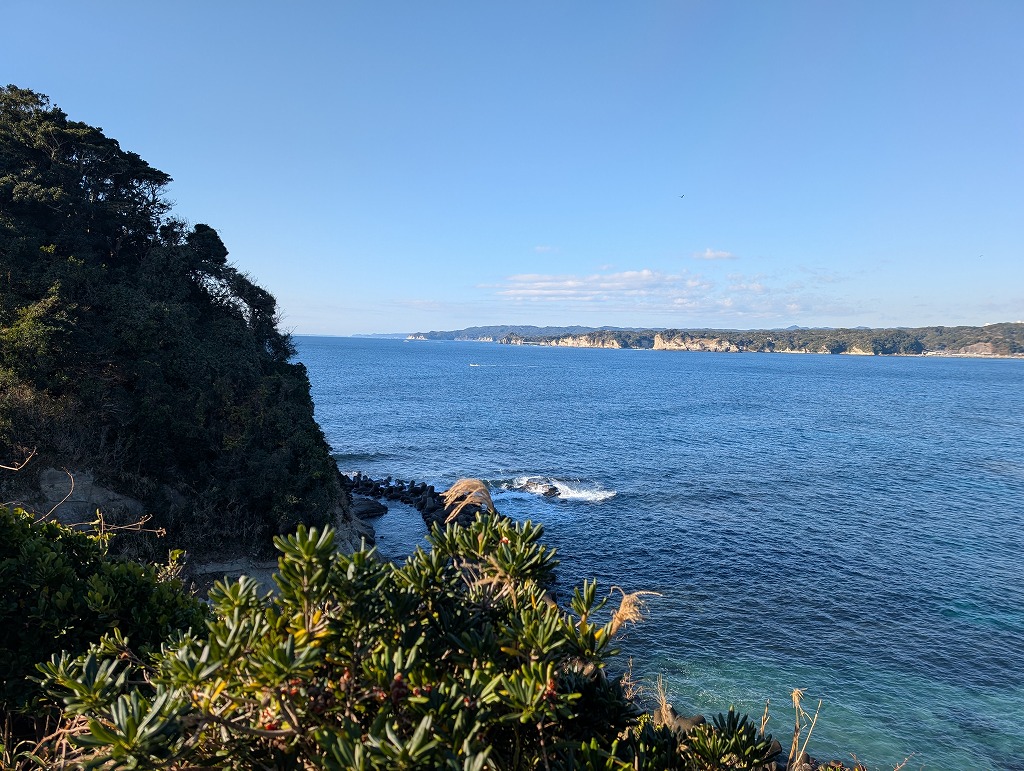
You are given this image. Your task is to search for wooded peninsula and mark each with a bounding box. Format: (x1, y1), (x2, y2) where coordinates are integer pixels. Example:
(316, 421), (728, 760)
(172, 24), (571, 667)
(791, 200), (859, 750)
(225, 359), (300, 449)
(409, 323), (1024, 357)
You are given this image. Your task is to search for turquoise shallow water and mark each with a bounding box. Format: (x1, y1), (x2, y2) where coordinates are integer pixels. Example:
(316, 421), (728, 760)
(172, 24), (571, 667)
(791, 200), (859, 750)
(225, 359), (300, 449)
(296, 336), (1024, 770)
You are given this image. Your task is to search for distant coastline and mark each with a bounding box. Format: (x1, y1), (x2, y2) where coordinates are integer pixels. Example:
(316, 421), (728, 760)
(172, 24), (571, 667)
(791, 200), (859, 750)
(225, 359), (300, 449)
(404, 322), (1024, 358)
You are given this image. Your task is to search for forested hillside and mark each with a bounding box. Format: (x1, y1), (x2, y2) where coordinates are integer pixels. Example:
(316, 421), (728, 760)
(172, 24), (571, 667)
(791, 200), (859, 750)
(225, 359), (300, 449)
(498, 324), (1024, 355)
(0, 86), (349, 557)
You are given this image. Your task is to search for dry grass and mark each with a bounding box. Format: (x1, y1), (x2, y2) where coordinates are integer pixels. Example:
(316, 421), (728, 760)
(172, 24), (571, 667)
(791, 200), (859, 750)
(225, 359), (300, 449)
(656, 674), (671, 715)
(620, 657), (643, 702)
(788, 687), (822, 769)
(441, 479), (496, 523)
(2, 712), (92, 770)
(607, 585), (661, 637)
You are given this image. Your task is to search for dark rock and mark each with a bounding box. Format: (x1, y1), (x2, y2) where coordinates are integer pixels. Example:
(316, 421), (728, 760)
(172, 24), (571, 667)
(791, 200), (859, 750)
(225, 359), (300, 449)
(789, 752), (813, 771)
(652, 704), (706, 736)
(351, 497), (388, 519)
(652, 704), (676, 725)
(672, 713), (705, 733)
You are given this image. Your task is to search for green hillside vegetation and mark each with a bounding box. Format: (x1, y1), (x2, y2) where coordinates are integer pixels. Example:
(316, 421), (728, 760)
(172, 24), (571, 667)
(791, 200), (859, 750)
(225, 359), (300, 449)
(0, 86), (347, 557)
(0, 506), (207, 716)
(10, 509), (781, 770)
(500, 324), (1024, 355)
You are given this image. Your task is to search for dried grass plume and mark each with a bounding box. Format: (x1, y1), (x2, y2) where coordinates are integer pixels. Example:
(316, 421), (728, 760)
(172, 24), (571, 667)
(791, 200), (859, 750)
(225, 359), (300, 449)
(608, 585), (661, 636)
(442, 478), (496, 524)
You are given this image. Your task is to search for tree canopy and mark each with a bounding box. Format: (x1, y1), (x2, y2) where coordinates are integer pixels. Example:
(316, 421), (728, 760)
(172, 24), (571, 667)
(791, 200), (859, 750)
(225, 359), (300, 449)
(0, 86), (345, 557)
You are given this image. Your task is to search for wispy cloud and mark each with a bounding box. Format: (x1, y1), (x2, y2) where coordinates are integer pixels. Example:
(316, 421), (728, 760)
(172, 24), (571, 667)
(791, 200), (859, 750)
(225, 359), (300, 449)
(693, 248), (737, 261)
(798, 265), (845, 284)
(497, 269), (685, 302)
(491, 266), (858, 323)
(533, 245), (556, 253)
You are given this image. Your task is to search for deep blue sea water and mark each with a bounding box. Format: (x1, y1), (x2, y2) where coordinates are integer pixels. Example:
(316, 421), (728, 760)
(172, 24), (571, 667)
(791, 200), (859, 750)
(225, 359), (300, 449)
(296, 336), (1024, 770)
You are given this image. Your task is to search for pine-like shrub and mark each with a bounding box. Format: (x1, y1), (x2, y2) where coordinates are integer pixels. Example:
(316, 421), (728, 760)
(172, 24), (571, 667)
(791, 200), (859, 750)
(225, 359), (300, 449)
(38, 514), (778, 770)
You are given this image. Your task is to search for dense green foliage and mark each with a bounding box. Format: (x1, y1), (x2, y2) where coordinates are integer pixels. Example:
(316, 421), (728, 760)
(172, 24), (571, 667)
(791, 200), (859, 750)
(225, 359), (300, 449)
(499, 323), (1024, 355)
(0, 504), (207, 714)
(0, 86), (346, 555)
(38, 515), (779, 770)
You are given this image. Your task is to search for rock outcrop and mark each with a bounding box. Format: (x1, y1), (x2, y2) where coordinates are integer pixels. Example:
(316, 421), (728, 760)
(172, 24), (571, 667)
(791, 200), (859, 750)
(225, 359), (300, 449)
(545, 335), (622, 349)
(653, 333), (740, 352)
(29, 467), (146, 526)
(342, 473), (502, 532)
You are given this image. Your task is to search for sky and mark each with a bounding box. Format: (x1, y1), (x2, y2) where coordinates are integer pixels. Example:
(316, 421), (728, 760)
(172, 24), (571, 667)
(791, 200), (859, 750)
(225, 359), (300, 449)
(4, 1), (1023, 335)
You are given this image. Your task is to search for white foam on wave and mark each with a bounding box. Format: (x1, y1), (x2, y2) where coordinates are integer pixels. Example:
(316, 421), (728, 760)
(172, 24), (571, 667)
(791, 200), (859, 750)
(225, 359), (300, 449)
(495, 475), (617, 503)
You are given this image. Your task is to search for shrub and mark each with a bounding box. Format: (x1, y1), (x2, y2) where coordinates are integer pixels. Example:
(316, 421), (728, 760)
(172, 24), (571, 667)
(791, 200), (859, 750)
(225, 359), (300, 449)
(37, 514), (778, 770)
(0, 504), (208, 715)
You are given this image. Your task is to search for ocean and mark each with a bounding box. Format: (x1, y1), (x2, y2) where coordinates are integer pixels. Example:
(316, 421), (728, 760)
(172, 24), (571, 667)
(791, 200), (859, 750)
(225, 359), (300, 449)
(296, 336), (1024, 770)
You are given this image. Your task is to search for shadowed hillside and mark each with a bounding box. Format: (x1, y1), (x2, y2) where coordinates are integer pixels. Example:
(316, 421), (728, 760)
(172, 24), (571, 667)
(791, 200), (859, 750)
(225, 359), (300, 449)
(0, 86), (355, 557)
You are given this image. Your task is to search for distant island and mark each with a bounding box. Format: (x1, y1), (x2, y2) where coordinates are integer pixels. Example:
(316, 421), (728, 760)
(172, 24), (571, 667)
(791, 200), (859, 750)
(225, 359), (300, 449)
(406, 324), (644, 342)
(407, 323), (1024, 357)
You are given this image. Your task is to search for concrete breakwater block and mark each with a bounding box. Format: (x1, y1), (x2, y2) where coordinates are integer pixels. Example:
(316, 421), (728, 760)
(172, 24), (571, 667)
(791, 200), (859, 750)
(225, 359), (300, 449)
(343, 474), (497, 531)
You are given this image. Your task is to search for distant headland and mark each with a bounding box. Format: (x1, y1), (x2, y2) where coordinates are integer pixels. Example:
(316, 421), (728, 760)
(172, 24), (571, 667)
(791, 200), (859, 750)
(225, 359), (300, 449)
(404, 323), (1024, 357)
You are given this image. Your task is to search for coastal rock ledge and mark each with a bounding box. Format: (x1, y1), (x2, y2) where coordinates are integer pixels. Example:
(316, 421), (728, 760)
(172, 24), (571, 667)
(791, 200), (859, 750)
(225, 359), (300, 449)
(653, 333), (740, 352)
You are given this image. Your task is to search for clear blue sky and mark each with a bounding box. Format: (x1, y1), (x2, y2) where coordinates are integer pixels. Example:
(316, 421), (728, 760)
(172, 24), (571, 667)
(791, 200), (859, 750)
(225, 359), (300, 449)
(5, 1), (1022, 334)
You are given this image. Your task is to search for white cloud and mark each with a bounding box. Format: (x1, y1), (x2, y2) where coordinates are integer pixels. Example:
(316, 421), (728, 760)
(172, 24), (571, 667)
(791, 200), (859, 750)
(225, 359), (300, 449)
(728, 276), (766, 294)
(533, 245), (556, 253)
(490, 266), (861, 324)
(694, 248), (737, 261)
(497, 269), (672, 302)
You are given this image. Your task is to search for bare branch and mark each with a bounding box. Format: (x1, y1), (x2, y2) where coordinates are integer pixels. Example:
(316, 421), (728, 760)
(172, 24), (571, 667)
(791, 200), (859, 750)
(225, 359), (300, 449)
(44, 468), (75, 520)
(0, 447), (37, 472)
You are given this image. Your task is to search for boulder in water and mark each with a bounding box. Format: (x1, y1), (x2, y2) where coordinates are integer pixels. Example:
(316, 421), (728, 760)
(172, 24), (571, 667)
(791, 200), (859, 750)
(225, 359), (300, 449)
(653, 703), (705, 735)
(351, 496), (388, 519)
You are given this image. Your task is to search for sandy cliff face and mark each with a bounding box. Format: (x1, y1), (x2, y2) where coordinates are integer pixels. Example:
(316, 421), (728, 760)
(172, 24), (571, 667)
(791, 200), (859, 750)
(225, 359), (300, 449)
(956, 342), (996, 356)
(652, 334), (740, 352)
(547, 335), (622, 348)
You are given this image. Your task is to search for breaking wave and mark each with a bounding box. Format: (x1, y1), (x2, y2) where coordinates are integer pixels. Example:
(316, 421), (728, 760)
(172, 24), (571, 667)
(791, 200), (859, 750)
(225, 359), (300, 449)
(492, 475), (617, 503)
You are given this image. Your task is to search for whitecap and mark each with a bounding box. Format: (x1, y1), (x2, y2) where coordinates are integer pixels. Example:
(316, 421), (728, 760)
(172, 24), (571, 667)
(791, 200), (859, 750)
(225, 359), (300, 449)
(493, 475), (616, 502)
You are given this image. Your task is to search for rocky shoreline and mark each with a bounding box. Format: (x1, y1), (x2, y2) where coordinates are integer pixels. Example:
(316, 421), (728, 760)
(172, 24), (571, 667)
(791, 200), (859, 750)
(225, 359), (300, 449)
(499, 329), (1024, 358)
(341, 472), (489, 529)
